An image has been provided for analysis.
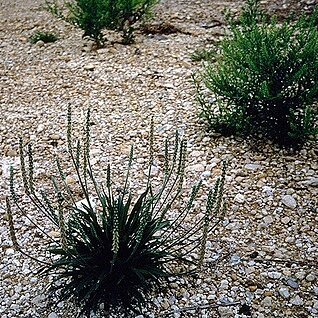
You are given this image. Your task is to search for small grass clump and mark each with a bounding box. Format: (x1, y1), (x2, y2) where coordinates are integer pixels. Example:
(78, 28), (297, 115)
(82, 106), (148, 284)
(197, 0), (318, 148)
(191, 48), (217, 62)
(7, 106), (226, 317)
(30, 31), (59, 44)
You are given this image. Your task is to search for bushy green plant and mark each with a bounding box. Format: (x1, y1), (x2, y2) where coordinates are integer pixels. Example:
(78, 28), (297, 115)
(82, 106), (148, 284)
(30, 31), (59, 44)
(198, 0), (318, 147)
(7, 106), (226, 317)
(47, 0), (158, 46)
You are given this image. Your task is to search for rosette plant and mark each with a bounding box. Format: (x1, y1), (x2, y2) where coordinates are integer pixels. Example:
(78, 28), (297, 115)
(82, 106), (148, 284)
(7, 106), (226, 317)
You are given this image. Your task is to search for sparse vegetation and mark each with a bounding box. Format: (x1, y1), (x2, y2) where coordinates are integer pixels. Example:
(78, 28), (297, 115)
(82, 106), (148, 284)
(30, 31), (59, 44)
(191, 48), (216, 62)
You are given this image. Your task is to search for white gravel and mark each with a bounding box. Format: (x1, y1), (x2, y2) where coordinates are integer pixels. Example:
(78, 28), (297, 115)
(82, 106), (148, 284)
(1, 0), (317, 317)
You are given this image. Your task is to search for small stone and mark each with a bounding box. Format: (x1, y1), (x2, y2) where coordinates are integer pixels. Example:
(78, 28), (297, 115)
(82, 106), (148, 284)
(220, 279), (229, 289)
(49, 231), (60, 238)
(170, 283), (178, 289)
(6, 248), (15, 256)
(6, 148), (18, 157)
(149, 165), (159, 176)
(249, 285), (258, 292)
(201, 171), (211, 178)
(161, 299), (170, 310)
(235, 169), (248, 177)
(190, 163), (205, 172)
(281, 195), (297, 209)
(234, 193), (245, 203)
(303, 177), (318, 187)
(286, 279), (299, 289)
(190, 150), (204, 157)
(84, 63), (95, 71)
(218, 306), (233, 317)
(35, 40), (44, 47)
(279, 288), (290, 299)
(285, 237), (295, 243)
(245, 163), (262, 170)
(65, 175), (76, 185)
(162, 82), (175, 89)
(295, 272), (306, 280)
(262, 186), (274, 196)
(31, 294), (46, 307)
(268, 271), (281, 279)
(264, 291), (273, 297)
(306, 273), (316, 282)
(50, 134), (61, 140)
(261, 296), (272, 307)
(48, 313), (58, 318)
(230, 254), (241, 265)
(37, 124), (45, 133)
(231, 273), (238, 281)
(281, 216), (291, 225)
(263, 215), (274, 225)
(291, 295), (303, 306)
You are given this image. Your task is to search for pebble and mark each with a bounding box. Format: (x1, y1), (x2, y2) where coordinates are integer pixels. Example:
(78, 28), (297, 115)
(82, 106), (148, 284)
(50, 134), (61, 140)
(35, 40), (44, 47)
(261, 296), (272, 307)
(245, 163), (262, 170)
(281, 195), (297, 209)
(189, 163), (205, 172)
(295, 272), (306, 280)
(65, 175), (76, 185)
(220, 279), (229, 289)
(303, 177), (318, 187)
(218, 306), (233, 317)
(268, 271), (281, 279)
(31, 294), (46, 307)
(48, 313), (58, 318)
(234, 193), (245, 203)
(230, 255), (241, 265)
(6, 148), (18, 157)
(262, 186), (274, 196)
(84, 63), (95, 71)
(281, 216), (291, 224)
(249, 285), (258, 292)
(279, 287), (290, 299)
(291, 295), (304, 306)
(6, 248), (15, 256)
(37, 124), (45, 133)
(161, 299), (170, 310)
(263, 215), (274, 225)
(306, 273), (316, 282)
(201, 171), (211, 178)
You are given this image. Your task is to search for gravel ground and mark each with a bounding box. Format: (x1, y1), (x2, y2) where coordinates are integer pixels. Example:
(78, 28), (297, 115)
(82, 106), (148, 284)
(1, 0), (318, 317)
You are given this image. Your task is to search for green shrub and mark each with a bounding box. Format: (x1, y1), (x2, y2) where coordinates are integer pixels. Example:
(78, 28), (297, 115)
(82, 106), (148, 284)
(30, 31), (59, 44)
(198, 0), (318, 147)
(47, 0), (158, 46)
(7, 106), (226, 316)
